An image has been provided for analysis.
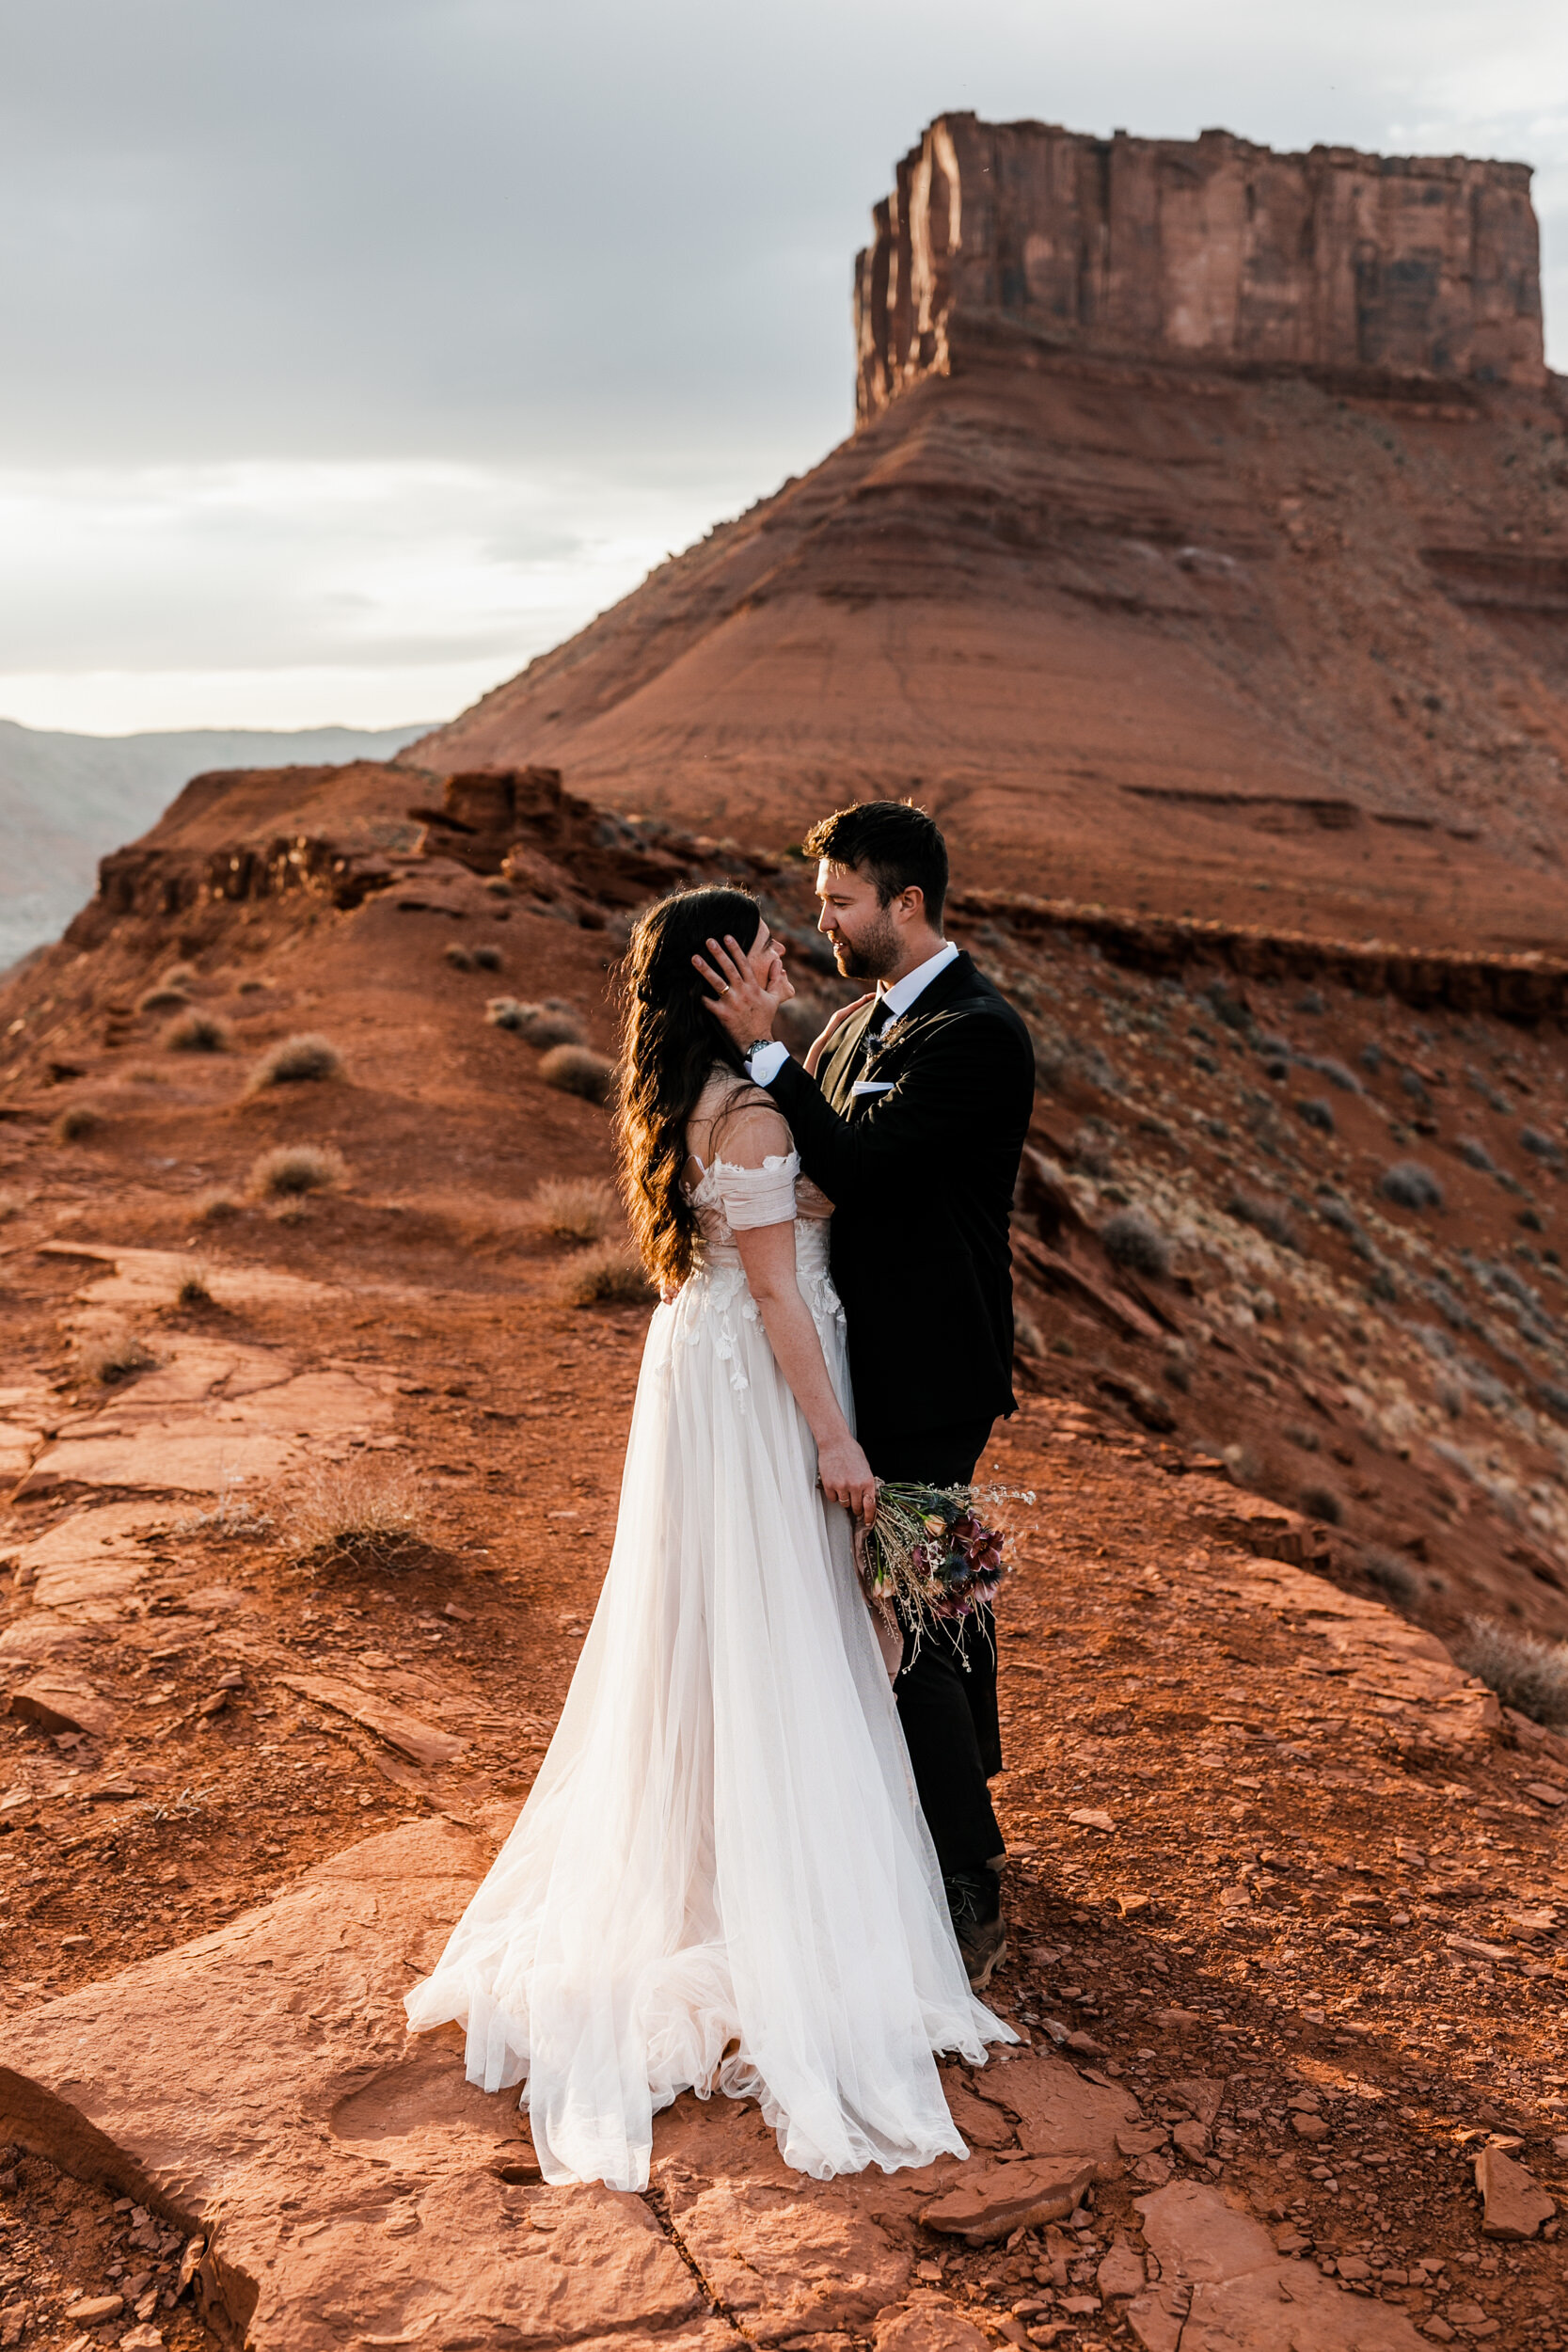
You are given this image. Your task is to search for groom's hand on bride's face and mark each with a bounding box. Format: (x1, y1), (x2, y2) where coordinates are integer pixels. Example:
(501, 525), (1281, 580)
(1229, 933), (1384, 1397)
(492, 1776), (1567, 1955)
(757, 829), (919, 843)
(692, 934), (784, 1046)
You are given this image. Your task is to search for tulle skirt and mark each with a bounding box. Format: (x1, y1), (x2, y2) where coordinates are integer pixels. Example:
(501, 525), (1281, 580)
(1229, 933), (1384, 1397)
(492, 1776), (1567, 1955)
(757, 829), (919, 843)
(404, 1226), (1011, 2189)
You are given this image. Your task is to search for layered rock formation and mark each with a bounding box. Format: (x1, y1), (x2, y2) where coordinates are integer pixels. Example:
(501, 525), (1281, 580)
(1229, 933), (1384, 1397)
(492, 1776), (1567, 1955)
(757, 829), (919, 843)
(855, 117), (1545, 421)
(407, 116), (1568, 954)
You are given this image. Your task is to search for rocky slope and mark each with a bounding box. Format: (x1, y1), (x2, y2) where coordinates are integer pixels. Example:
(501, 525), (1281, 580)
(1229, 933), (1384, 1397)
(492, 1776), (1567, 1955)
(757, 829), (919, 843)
(0, 762), (1564, 2349)
(0, 722), (433, 974)
(405, 119), (1568, 955)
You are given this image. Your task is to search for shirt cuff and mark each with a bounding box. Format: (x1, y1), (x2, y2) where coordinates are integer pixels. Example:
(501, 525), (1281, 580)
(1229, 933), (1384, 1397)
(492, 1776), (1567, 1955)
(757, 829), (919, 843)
(745, 1041), (790, 1087)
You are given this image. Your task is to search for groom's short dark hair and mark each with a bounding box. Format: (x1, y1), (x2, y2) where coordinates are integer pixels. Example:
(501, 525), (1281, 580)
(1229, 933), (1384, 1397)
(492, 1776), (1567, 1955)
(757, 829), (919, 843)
(801, 801), (948, 928)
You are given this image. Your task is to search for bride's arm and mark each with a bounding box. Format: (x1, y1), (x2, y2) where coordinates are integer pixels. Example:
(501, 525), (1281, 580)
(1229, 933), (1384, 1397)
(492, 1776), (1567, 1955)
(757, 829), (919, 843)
(734, 1218), (877, 1528)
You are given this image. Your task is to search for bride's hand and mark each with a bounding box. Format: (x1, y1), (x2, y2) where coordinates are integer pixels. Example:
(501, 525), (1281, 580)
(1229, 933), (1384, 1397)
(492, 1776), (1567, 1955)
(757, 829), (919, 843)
(803, 993), (874, 1078)
(818, 1433), (877, 1527)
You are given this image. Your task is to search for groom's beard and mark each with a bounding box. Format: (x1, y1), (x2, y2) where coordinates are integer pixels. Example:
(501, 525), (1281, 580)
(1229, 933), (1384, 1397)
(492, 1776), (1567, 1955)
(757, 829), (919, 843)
(831, 912), (899, 981)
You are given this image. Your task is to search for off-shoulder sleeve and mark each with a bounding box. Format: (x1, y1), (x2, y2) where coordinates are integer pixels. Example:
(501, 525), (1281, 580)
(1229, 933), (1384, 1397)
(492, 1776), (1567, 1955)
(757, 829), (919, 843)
(709, 1151), (800, 1231)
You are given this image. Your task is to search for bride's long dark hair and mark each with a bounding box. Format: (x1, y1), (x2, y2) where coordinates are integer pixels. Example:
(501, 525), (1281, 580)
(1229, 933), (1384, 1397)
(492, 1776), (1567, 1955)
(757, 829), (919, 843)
(618, 884), (766, 1292)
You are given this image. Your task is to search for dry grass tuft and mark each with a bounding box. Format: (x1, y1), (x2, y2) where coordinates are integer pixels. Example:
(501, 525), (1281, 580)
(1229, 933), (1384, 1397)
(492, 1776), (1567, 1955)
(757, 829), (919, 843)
(164, 1009), (233, 1054)
(138, 982), (191, 1014)
(522, 1175), (618, 1245)
(1101, 1208), (1171, 1278)
(247, 1142), (348, 1199)
(81, 1331), (158, 1386)
(174, 1266), (215, 1309)
(285, 1456), (429, 1570)
(540, 1044), (616, 1105)
(552, 1243), (656, 1308)
(1452, 1616), (1568, 1726)
(247, 1032), (342, 1091)
(485, 997), (584, 1047)
(188, 1187), (243, 1224)
(52, 1104), (104, 1144)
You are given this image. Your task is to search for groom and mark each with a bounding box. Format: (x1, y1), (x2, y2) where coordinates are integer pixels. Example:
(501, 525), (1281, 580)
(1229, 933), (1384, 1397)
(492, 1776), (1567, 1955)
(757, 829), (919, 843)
(699, 801), (1035, 1987)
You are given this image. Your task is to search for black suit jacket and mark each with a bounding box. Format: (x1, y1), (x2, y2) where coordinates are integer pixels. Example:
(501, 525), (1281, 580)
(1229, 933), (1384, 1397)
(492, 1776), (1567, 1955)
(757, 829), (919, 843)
(765, 952), (1035, 1439)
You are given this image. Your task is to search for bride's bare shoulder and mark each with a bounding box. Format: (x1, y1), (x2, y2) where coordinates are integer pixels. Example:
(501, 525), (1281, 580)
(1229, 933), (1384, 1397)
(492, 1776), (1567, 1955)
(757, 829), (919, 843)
(690, 1069), (793, 1169)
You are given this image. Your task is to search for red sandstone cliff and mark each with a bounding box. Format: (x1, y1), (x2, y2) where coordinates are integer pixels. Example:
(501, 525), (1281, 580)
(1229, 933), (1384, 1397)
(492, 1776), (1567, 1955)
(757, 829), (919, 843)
(406, 115), (1568, 955)
(855, 117), (1545, 421)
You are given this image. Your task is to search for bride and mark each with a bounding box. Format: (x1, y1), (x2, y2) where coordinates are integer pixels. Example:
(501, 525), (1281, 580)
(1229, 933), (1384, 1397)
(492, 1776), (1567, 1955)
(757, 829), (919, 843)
(405, 884), (1012, 2190)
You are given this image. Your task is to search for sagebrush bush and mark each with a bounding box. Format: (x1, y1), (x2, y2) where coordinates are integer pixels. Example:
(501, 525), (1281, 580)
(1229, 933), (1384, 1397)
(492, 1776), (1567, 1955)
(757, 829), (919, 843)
(486, 997), (584, 1048)
(1380, 1160), (1444, 1211)
(1451, 1616), (1568, 1727)
(1014, 1311), (1045, 1357)
(1293, 1097), (1336, 1136)
(522, 1175), (618, 1244)
(138, 982), (190, 1014)
(82, 1331), (157, 1386)
(164, 1009), (232, 1054)
(1300, 1483), (1343, 1526)
(52, 1104), (104, 1144)
(161, 961), (198, 988)
(1362, 1546), (1421, 1611)
(247, 1033), (341, 1090)
(443, 942), (475, 971)
(553, 1244), (656, 1307)
(1101, 1208), (1171, 1278)
(285, 1457), (428, 1570)
(541, 1044), (616, 1104)
(471, 943), (503, 971)
(247, 1142), (348, 1199)
(188, 1187), (242, 1224)
(1227, 1190), (1297, 1250)
(1457, 1136), (1497, 1173)
(1521, 1126), (1563, 1165)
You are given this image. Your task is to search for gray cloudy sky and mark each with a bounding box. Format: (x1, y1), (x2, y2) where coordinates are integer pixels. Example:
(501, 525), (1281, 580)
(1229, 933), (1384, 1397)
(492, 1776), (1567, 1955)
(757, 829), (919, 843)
(2, 0), (1564, 732)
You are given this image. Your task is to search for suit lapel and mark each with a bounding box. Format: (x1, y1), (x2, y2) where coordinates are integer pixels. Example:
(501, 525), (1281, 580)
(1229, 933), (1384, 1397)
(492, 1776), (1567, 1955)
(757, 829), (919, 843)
(822, 1000), (879, 1112)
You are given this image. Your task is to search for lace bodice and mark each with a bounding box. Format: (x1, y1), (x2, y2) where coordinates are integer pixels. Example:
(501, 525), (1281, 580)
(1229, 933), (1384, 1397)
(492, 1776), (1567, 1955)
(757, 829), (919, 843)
(683, 1075), (832, 1254)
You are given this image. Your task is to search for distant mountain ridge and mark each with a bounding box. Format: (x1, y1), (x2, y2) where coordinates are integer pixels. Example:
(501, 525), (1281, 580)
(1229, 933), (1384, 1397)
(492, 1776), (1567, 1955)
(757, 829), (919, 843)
(0, 717), (436, 968)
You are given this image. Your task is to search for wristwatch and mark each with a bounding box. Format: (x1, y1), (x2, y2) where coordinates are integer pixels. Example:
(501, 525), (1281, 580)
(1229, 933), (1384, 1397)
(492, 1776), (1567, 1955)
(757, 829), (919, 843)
(741, 1039), (774, 1067)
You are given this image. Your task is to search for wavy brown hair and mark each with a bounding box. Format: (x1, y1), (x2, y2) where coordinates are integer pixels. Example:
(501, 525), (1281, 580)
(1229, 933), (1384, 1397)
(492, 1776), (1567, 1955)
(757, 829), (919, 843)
(617, 885), (765, 1292)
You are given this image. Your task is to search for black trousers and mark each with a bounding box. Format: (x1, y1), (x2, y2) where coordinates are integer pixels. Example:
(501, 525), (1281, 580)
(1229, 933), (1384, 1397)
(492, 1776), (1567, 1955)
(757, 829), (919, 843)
(860, 1414), (1005, 1881)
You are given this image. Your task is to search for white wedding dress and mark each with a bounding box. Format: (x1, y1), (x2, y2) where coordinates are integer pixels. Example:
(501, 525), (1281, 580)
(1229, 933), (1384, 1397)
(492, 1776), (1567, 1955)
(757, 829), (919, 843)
(405, 1110), (1012, 2190)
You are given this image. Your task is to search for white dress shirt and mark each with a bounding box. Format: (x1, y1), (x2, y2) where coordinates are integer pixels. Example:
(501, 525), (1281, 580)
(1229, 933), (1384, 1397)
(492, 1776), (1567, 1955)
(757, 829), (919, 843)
(745, 939), (958, 1089)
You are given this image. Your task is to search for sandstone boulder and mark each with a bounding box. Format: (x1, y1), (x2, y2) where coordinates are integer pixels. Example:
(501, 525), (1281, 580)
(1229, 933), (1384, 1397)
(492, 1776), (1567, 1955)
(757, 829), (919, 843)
(919, 2156), (1097, 2245)
(1474, 2143), (1556, 2239)
(8, 1668), (117, 1739)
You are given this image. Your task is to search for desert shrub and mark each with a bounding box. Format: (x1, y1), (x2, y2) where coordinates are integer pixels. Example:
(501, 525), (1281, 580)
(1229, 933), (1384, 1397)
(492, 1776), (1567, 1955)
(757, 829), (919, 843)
(1204, 983), (1251, 1034)
(486, 997), (584, 1048)
(1255, 1033), (1291, 1060)
(247, 1033), (341, 1090)
(285, 1457), (428, 1571)
(522, 1175), (617, 1245)
(1300, 1483), (1343, 1526)
(1101, 1208), (1171, 1278)
(1300, 1054), (1360, 1094)
(553, 1243), (656, 1307)
(1293, 1097), (1336, 1136)
(1400, 1069), (1431, 1109)
(161, 961), (198, 987)
(1360, 1041), (1383, 1073)
(1014, 1311), (1045, 1357)
(164, 1009), (232, 1054)
(175, 1267), (214, 1308)
(1380, 1160), (1444, 1211)
(443, 942), (475, 971)
(52, 1104), (104, 1144)
(1227, 1190), (1297, 1250)
(188, 1187), (242, 1223)
(138, 982), (190, 1013)
(236, 977), (266, 994)
(247, 1142), (348, 1199)
(1362, 1546), (1421, 1610)
(483, 875), (514, 897)
(82, 1332), (157, 1386)
(1457, 1136), (1497, 1173)
(1284, 1422), (1320, 1454)
(541, 1044), (616, 1105)
(471, 943), (503, 971)
(1294, 990), (1325, 1015)
(1521, 1126), (1563, 1166)
(1451, 1616), (1568, 1727)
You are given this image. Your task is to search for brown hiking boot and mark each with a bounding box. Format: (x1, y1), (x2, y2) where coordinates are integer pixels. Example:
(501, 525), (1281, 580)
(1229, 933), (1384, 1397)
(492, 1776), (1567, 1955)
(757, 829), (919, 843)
(945, 1870), (1006, 1991)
